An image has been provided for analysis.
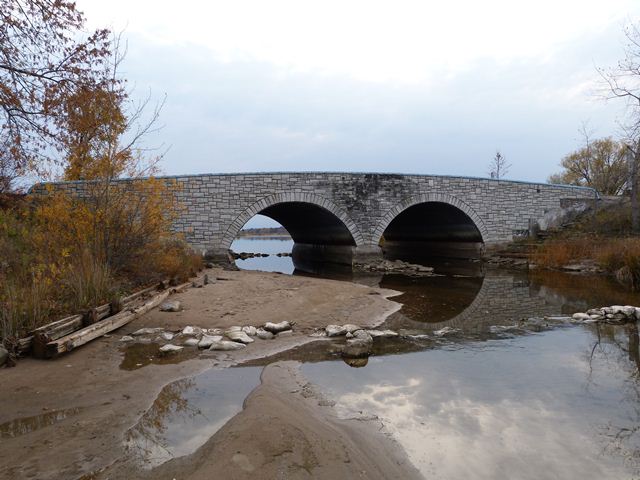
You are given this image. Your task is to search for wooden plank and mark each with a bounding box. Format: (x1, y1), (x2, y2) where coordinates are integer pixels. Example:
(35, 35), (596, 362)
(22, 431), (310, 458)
(45, 289), (173, 358)
(31, 314), (84, 359)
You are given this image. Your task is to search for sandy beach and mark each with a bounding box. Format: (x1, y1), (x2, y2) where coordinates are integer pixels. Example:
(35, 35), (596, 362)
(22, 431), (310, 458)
(0, 268), (421, 479)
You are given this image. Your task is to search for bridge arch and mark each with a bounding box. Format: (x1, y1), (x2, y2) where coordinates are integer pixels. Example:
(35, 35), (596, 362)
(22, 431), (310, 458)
(221, 192), (364, 250)
(373, 193), (488, 260)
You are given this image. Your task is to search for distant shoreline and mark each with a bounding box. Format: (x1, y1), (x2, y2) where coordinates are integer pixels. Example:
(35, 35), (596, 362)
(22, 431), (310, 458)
(237, 227), (291, 238)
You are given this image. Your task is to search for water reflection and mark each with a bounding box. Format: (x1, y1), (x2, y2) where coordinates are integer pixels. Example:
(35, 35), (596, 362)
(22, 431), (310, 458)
(125, 367), (261, 467)
(0, 407), (84, 439)
(303, 324), (640, 479)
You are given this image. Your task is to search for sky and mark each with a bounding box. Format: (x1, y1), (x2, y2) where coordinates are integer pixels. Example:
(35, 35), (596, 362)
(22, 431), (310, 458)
(77, 0), (640, 227)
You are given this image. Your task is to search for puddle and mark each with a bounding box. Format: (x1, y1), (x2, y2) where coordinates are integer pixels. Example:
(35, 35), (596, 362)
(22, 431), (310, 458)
(0, 407), (84, 438)
(119, 342), (198, 370)
(302, 323), (640, 479)
(125, 366), (261, 468)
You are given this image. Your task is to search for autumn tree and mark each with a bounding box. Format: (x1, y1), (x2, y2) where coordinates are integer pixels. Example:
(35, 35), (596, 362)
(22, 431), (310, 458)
(0, 0), (111, 185)
(488, 150), (511, 179)
(548, 137), (628, 195)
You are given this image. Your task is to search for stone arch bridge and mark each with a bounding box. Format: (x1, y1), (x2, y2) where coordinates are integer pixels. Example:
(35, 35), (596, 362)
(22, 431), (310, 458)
(37, 172), (596, 264)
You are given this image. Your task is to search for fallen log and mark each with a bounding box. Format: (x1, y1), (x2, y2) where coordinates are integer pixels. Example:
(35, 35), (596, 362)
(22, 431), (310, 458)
(44, 289), (173, 358)
(31, 314), (84, 359)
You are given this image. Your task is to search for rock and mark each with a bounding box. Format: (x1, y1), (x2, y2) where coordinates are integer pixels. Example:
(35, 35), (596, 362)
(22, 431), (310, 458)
(160, 332), (174, 341)
(343, 324), (361, 334)
(433, 326), (459, 337)
(326, 325), (347, 337)
(198, 334), (223, 348)
(277, 330), (293, 337)
(183, 338), (200, 347)
(309, 329), (327, 338)
(226, 329), (254, 344)
(0, 346), (8, 367)
(572, 313), (591, 321)
(182, 326), (203, 336)
(159, 344), (183, 354)
(263, 321), (292, 334)
(132, 327), (164, 336)
(208, 328), (223, 335)
(366, 329), (399, 338)
(587, 308), (604, 316)
(208, 340), (247, 351)
(120, 335), (134, 342)
(345, 332), (354, 339)
(256, 328), (275, 340)
(242, 326), (257, 336)
(342, 339), (372, 358)
(160, 300), (182, 312)
(352, 330), (373, 343)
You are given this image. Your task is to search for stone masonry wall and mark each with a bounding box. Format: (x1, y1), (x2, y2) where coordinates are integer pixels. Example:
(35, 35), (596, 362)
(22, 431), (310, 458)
(33, 172), (596, 255)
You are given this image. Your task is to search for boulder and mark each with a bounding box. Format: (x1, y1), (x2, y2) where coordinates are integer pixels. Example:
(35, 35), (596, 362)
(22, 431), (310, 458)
(263, 321), (291, 334)
(343, 324), (361, 334)
(159, 332), (174, 341)
(352, 330), (373, 343)
(182, 326), (202, 336)
(208, 340), (247, 351)
(132, 327), (164, 336)
(159, 344), (183, 354)
(242, 326), (257, 336)
(160, 301), (182, 312)
(225, 329), (254, 344)
(572, 313), (591, 321)
(183, 338), (200, 347)
(256, 328), (275, 340)
(198, 334), (223, 348)
(326, 325), (347, 337)
(120, 335), (134, 342)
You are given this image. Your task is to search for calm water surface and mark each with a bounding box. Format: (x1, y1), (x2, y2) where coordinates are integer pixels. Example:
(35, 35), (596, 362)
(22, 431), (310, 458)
(133, 238), (640, 478)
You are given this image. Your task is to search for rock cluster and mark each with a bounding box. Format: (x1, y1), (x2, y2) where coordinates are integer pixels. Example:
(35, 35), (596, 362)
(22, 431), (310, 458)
(314, 324), (399, 359)
(571, 305), (640, 324)
(231, 251), (270, 260)
(123, 320), (294, 355)
(353, 259), (435, 276)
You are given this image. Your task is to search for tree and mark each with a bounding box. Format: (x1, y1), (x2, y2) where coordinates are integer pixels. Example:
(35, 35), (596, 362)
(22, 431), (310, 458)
(0, 0), (111, 183)
(548, 137), (628, 195)
(599, 23), (640, 231)
(488, 150), (511, 179)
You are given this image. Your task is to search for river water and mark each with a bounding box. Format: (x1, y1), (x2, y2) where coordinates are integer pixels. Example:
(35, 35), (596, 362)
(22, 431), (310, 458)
(131, 238), (640, 478)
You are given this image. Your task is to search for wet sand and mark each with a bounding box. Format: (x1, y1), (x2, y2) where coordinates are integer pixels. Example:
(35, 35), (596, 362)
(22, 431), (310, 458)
(0, 268), (419, 479)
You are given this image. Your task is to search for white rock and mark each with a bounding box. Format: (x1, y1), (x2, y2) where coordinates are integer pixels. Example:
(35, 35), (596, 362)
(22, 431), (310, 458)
(242, 326), (257, 336)
(226, 325), (242, 332)
(325, 325), (347, 337)
(572, 313), (591, 321)
(198, 334), (223, 348)
(160, 332), (174, 341)
(345, 332), (354, 339)
(183, 338), (200, 347)
(120, 335), (134, 342)
(131, 327), (164, 336)
(277, 330), (293, 337)
(256, 328), (275, 340)
(343, 324), (361, 334)
(182, 326), (202, 336)
(309, 329), (327, 338)
(366, 329), (398, 338)
(433, 326), (459, 337)
(264, 321), (292, 334)
(208, 340), (247, 351)
(160, 300), (182, 312)
(208, 328), (222, 335)
(159, 344), (183, 354)
(226, 329), (254, 344)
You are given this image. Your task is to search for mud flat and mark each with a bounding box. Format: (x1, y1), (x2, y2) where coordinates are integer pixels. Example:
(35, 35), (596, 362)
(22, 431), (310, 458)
(0, 268), (414, 480)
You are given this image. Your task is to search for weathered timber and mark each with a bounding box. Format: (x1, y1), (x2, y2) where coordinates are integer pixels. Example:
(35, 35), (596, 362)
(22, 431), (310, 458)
(31, 314), (84, 359)
(45, 289), (173, 358)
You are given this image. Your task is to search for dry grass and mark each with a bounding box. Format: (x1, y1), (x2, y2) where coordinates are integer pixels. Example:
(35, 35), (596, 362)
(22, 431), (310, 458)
(534, 236), (640, 289)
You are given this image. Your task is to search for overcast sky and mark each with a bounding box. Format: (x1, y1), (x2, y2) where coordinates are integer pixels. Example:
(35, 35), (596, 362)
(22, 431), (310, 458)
(78, 1), (640, 227)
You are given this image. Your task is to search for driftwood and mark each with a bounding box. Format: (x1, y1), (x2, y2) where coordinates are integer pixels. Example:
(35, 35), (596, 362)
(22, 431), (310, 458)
(44, 289), (174, 358)
(31, 314), (84, 358)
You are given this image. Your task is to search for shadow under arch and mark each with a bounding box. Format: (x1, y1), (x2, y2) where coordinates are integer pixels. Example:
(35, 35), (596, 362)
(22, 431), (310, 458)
(223, 193), (362, 268)
(375, 193), (487, 261)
